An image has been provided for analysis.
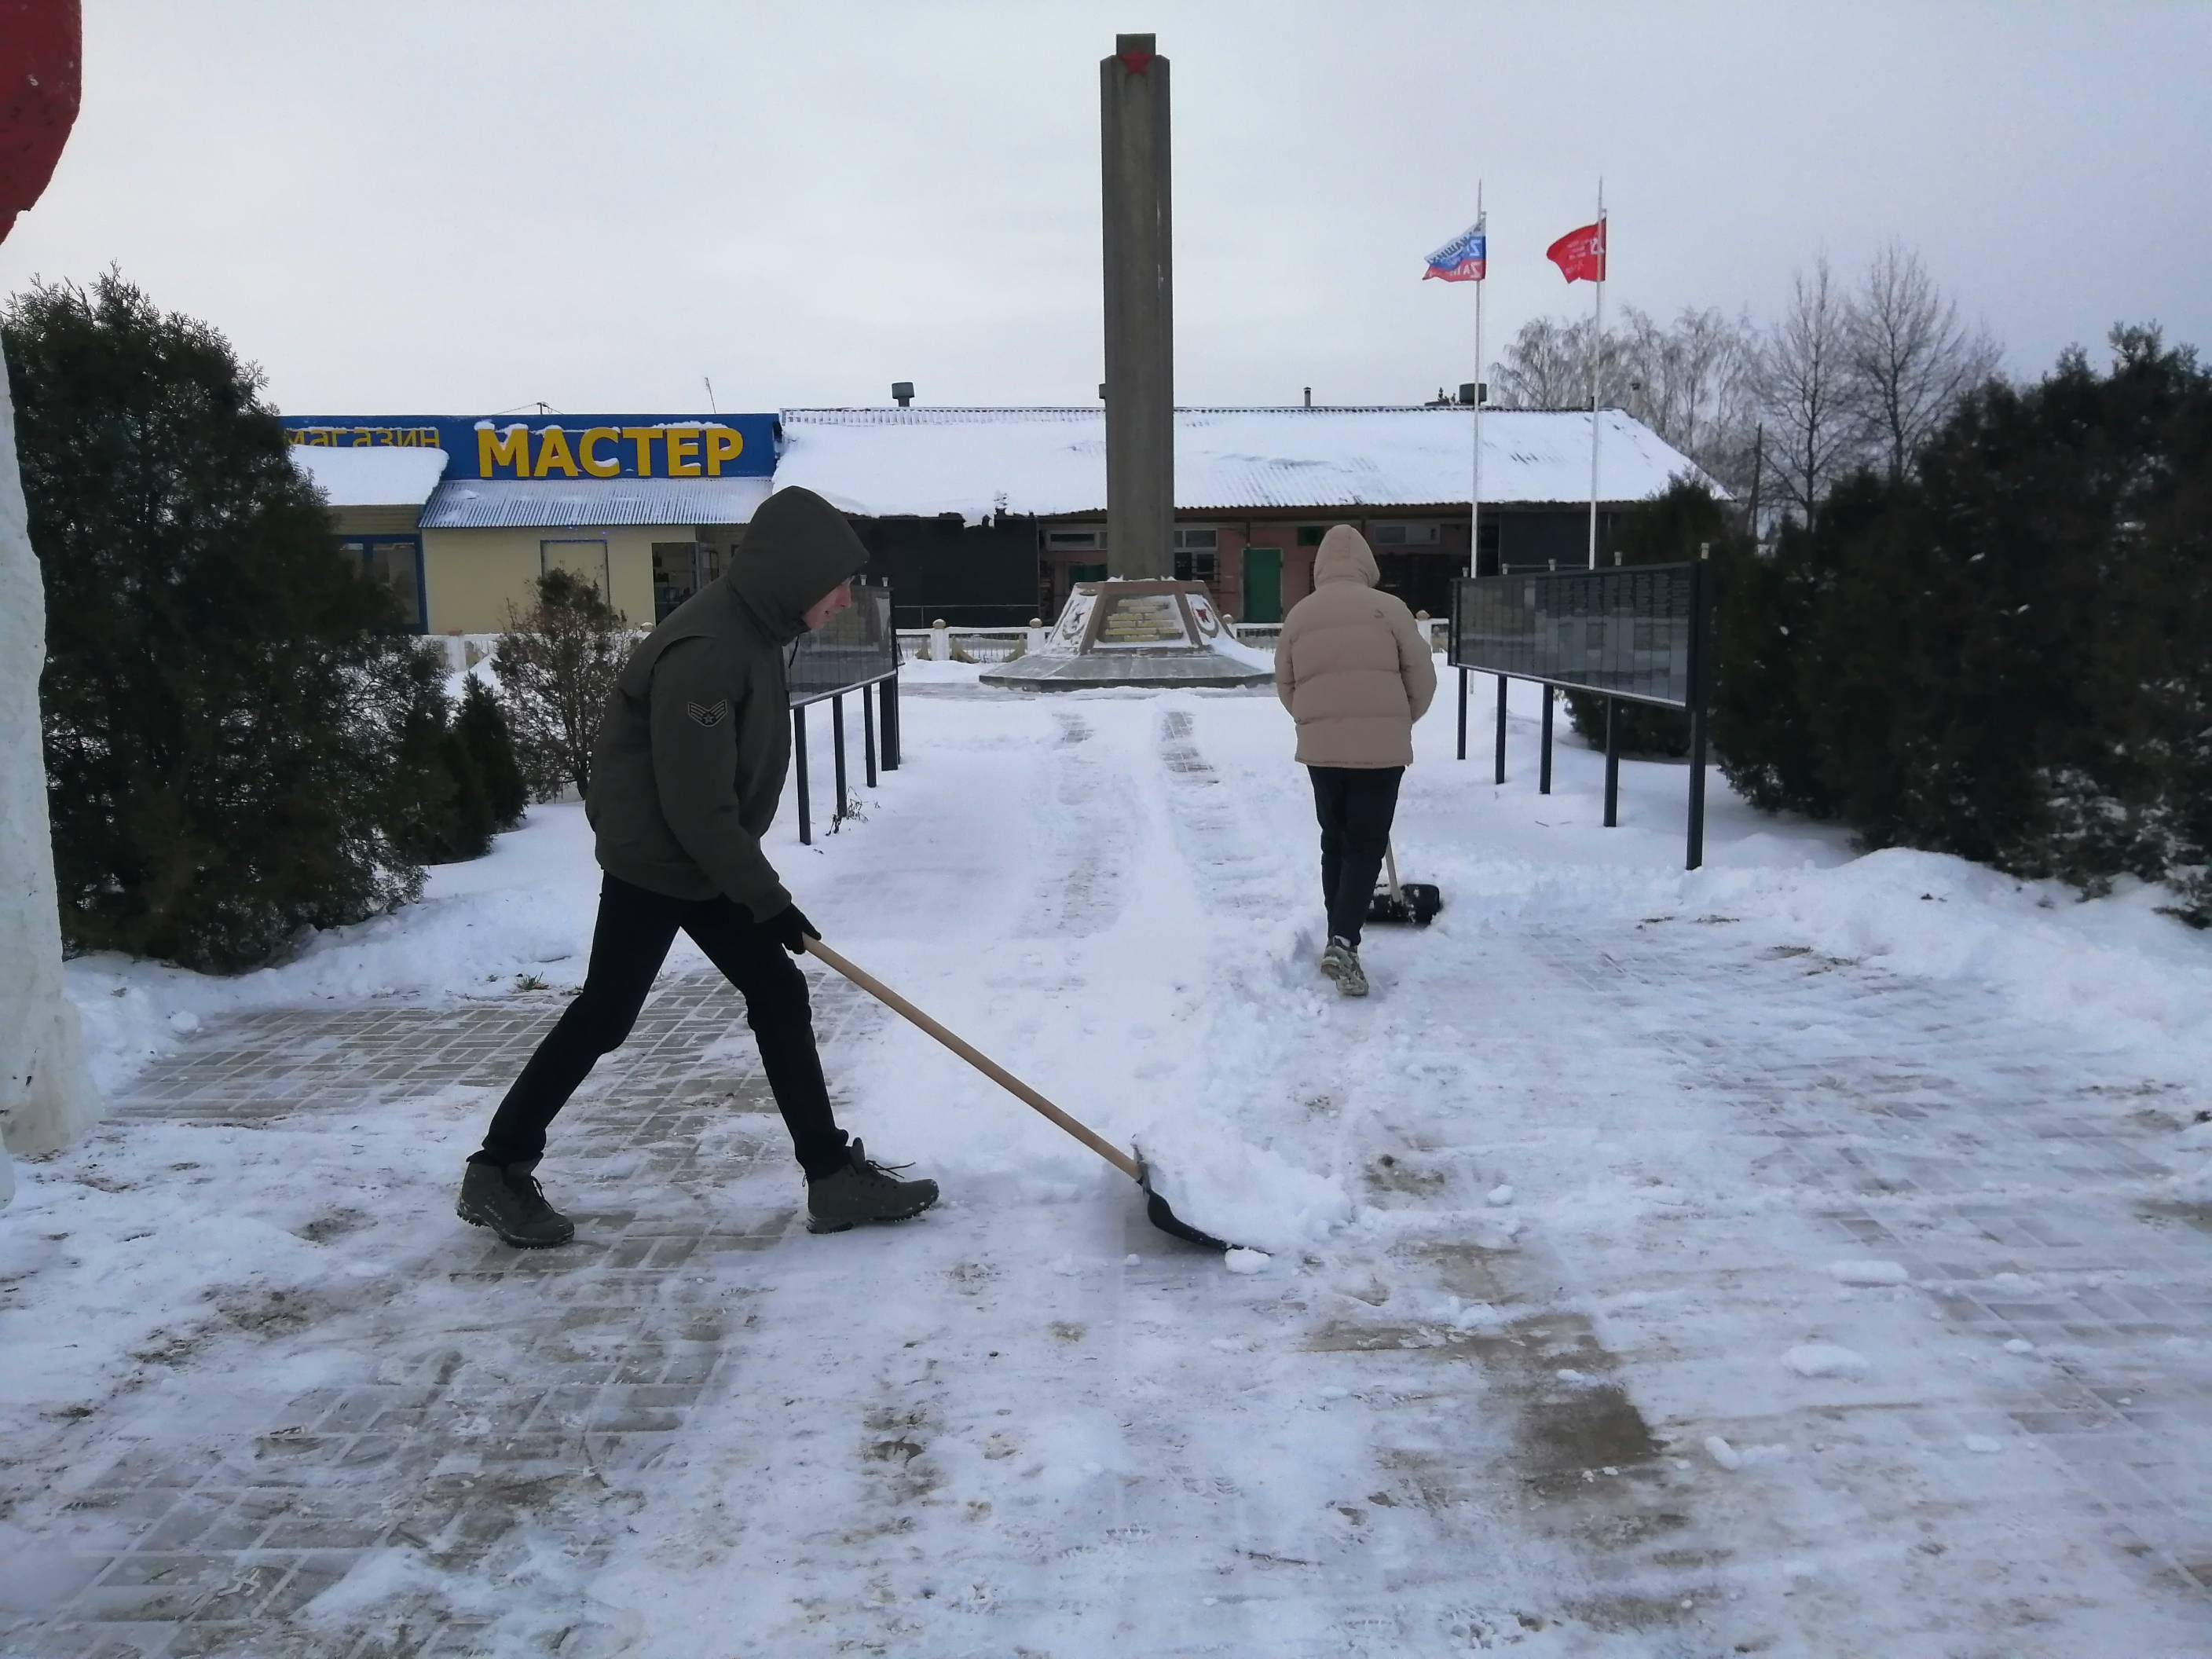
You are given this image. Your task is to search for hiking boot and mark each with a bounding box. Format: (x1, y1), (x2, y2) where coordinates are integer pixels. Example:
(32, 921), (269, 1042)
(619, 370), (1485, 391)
(457, 1158), (576, 1247)
(1320, 936), (1370, 998)
(807, 1139), (940, 1234)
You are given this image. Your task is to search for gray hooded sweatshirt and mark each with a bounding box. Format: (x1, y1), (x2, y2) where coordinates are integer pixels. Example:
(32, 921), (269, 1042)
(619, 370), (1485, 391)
(585, 485), (868, 920)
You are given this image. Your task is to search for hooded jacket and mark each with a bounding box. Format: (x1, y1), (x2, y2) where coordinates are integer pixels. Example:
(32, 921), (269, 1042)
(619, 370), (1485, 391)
(585, 485), (868, 919)
(1274, 525), (1438, 769)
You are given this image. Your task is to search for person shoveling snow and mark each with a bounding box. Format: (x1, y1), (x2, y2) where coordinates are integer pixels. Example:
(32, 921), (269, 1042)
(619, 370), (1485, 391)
(457, 486), (939, 1247)
(1274, 525), (1437, 997)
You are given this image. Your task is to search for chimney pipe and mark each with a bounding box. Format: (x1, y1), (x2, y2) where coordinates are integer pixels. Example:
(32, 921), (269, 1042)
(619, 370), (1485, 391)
(1303, 386), (1312, 408)
(891, 381), (914, 408)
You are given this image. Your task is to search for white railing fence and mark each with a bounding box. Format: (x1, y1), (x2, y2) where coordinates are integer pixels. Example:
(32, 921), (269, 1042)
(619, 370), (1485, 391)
(430, 616), (1450, 678)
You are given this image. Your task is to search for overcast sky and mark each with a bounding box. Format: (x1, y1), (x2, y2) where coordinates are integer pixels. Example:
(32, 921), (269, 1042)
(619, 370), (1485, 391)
(6, 1), (2207, 416)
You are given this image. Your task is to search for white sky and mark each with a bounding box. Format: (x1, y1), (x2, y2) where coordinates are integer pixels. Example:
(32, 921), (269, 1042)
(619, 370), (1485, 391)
(5, 0), (2207, 416)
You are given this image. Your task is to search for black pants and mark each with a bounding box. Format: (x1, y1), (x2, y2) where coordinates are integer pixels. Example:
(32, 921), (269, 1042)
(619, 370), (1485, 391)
(475, 875), (849, 1179)
(1309, 766), (1404, 948)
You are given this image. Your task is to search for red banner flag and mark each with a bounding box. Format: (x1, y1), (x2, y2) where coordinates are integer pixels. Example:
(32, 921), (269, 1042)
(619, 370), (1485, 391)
(1546, 218), (1606, 284)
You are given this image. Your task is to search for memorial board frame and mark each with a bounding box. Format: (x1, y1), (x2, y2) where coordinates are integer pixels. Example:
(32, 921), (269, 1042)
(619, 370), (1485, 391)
(788, 584), (901, 845)
(1448, 562), (1715, 870)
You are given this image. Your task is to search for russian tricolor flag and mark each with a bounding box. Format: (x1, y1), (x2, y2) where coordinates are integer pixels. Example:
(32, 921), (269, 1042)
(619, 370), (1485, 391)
(1423, 218), (1487, 283)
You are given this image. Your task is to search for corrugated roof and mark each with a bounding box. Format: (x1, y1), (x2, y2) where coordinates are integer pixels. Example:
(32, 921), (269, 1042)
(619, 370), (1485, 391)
(775, 406), (1722, 523)
(290, 445), (449, 507)
(417, 477), (774, 529)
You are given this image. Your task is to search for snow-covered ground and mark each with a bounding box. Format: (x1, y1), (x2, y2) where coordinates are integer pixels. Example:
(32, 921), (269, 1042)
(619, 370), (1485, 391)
(8, 667), (2211, 1655)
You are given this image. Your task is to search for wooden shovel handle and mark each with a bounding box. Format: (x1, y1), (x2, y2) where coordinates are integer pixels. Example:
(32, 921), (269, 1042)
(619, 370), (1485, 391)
(1384, 843), (1404, 903)
(803, 938), (1144, 1182)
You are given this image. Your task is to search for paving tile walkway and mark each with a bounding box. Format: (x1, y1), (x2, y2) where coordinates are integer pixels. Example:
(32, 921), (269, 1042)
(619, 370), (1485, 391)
(5, 973), (875, 1659)
(2, 914), (2207, 1654)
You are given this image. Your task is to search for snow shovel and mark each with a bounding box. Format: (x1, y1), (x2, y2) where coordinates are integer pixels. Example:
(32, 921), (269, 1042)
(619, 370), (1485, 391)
(801, 939), (1233, 1252)
(1367, 842), (1443, 928)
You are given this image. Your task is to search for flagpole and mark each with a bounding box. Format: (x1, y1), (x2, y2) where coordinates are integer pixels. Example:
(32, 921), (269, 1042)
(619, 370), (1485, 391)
(1588, 178), (1604, 569)
(1470, 181), (1484, 580)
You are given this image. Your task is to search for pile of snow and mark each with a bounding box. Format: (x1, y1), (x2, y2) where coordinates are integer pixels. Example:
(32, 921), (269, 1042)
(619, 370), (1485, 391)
(2, 361), (103, 1190)
(1830, 1260), (1910, 1287)
(1783, 1342), (1871, 1380)
(289, 445), (449, 507)
(1133, 1116), (1353, 1259)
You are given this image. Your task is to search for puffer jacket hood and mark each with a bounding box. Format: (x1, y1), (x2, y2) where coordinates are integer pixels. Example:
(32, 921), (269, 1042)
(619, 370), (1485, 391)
(724, 485), (870, 643)
(1313, 524), (1380, 589)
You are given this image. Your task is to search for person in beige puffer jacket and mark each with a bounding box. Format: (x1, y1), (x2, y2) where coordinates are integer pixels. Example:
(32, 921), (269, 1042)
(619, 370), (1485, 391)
(1274, 525), (1438, 994)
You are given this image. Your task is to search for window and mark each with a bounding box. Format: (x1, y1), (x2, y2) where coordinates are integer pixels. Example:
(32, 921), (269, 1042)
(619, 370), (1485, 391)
(339, 537), (424, 632)
(1173, 526), (1219, 584)
(540, 538), (609, 599)
(1297, 526), (1327, 547)
(1372, 522), (1441, 547)
(653, 540), (702, 621)
(1047, 529), (1103, 550)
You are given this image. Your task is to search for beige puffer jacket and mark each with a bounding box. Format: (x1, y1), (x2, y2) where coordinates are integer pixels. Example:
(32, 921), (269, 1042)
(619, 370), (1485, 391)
(1275, 526), (1438, 768)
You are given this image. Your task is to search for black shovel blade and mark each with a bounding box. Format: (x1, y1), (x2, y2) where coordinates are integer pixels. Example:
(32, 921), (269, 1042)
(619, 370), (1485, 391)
(1368, 884), (1445, 927)
(1133, 1157), (1233, 1252)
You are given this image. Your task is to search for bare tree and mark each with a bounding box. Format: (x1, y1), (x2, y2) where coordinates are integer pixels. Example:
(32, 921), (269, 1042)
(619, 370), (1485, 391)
(1490, 315), (1602, 410)
(1756, 257), (1858, 521)
(1844, 241), (2004, 482)
(1618, 305), (1760, 492)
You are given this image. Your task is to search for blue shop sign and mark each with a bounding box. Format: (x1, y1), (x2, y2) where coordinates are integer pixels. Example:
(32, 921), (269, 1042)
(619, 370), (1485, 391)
(282, 414), (778, 481)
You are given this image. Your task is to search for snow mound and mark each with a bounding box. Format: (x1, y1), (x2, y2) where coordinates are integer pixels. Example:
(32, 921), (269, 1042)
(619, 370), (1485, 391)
(1783, 1342), (1870, 1379)
(1830, 1259), (1910, 1286)
(1134, 1118), (1352, 1258)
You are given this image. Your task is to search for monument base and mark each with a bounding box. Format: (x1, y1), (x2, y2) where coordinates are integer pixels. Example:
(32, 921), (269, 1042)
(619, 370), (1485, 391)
(980, 579), (1273, 693)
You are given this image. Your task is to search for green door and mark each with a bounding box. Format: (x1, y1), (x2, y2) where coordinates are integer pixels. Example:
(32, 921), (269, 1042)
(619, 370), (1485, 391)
(1242, 547), (1283, 623)
(1071, 562), (1107, 584)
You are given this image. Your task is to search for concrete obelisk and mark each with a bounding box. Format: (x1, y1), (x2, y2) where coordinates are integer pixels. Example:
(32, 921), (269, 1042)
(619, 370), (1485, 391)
(982, 33), (1266, 690)
(1101, 32), (1173, 580)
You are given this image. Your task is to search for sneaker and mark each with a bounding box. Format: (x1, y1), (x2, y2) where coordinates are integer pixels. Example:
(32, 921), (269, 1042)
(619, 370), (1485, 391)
(457, 1158), (576, 1247)
(807, 1138), (940, 1234)
(1320, 936), (1370, 998)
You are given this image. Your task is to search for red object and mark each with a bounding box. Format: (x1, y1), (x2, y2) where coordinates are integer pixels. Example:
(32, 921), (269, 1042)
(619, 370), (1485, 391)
(0, 0), (81, 244)
(1547, 218), (1607, 284)
(1117, 47), (1154, 74)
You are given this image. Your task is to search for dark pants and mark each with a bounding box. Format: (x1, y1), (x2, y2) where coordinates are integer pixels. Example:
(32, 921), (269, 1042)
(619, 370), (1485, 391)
(475, 875), (849, 1179)
(1309, 765), (1404, 948)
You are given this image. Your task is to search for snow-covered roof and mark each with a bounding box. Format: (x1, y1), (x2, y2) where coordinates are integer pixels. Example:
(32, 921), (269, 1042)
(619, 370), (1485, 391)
(418, 476), (772, 529)
(775, 406), (1720, 523)
(290, 445), (449, 507)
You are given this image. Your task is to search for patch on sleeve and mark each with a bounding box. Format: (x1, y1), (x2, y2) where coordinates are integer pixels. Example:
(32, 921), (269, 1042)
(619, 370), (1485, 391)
(687, 698), (731, 728)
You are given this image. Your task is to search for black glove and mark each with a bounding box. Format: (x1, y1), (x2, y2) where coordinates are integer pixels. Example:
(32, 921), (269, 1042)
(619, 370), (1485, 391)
(759, 902), (819, 956)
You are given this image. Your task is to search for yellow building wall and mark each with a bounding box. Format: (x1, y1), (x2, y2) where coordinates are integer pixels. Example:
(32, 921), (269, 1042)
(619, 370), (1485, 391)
(421, 526), (682, 632)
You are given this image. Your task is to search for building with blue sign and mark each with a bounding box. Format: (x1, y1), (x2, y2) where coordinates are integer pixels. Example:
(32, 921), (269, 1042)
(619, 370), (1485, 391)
(284, 414), (779, 632)
(286, 405), (1719, 635)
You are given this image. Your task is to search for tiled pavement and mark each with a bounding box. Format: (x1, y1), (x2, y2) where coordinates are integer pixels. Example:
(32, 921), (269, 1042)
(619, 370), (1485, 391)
(5, 973), (878, 1659)
(1535, 923), (2212, 1607)
(4, 928), (2210, 1654)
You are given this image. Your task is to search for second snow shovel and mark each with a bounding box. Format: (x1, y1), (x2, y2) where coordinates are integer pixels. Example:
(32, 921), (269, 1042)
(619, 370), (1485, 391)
(802, 939), (1232, 1253)
(1367, 841), (1443, 928)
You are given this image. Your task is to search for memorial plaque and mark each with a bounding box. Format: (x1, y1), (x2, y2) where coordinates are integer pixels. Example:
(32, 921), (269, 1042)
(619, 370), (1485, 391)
(1452, 566), (1699, 709)
(1094, 591), (1190, 649)
(788, 584), (898, 708)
